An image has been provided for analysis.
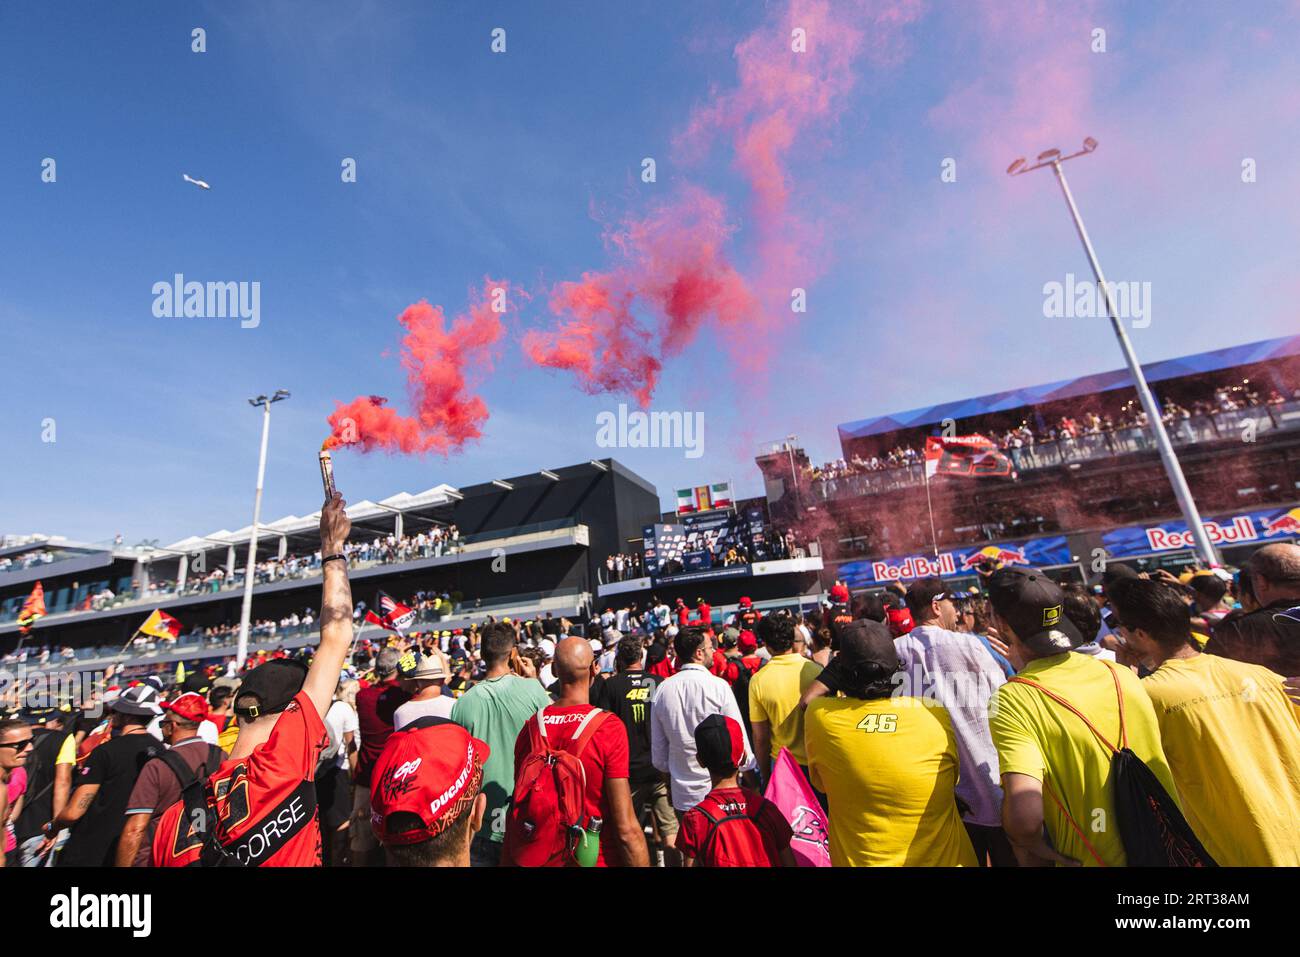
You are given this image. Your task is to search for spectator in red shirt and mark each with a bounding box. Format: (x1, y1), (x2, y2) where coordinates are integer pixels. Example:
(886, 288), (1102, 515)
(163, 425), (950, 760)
(369, 720), (489, 867)
(350, 645), (410, 867)
(153, 492), (355, 867)
(676, 714), (794, 867)
(508, 637), (648, 866)
(738, 631), (762, 674)
(696, 597), (712, 627)
(648, 630), (677, 679)
(676, 598), (691, 627)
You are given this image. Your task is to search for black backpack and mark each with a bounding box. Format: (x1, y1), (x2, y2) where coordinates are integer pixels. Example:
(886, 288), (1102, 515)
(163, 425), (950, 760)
(157, 744), (242, 867)
(1009, 662), (1216, 867)
(727, 657), (756, 737)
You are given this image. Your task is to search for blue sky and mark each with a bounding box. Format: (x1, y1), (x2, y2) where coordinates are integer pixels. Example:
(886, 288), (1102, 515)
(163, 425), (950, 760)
(2, 0), (1298, 545)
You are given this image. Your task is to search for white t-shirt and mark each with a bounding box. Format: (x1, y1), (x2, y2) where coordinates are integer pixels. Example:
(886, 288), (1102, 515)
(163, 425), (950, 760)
(197, 719), (219, 746)
(392, 695), (455, 730)
(324, 699), (360, 770)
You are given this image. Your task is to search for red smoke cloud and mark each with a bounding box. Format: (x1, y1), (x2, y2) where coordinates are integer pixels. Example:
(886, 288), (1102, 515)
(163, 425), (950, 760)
(326, 278), (510, 454)
(522, 188), (758, 407)
(525, 0), (922, 403)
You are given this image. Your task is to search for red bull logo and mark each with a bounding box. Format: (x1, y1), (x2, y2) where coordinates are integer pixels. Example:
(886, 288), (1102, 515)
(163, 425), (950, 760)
(959, 545), (1029, 571)
(871, 553), (957, 582)
(1146, 516), (1257, 551)
(1263, 508), (1300, 538)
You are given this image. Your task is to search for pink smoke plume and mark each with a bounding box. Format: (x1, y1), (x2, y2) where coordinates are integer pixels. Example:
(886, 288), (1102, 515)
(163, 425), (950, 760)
(522, 188), (758, 407)
(525, 0), (922, 404)
(326, 278), (510, 454)
(676, 0), (923, 294)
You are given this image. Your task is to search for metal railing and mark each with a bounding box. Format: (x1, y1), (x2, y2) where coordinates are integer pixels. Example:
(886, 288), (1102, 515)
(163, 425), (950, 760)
(0, 520), (586, 626)
(812, 400), (1300, 503)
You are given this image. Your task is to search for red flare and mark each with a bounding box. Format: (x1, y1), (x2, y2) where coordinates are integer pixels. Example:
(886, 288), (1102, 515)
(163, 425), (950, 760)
(326, 279), (509, 454)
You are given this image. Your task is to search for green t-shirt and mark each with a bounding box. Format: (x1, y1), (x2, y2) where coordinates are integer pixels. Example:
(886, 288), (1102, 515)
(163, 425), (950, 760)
(451, 674), (552, 843)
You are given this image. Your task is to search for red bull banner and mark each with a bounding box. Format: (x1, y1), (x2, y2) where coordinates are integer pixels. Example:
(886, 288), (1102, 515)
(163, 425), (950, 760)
(1101, 505), (1300, 558)
(837, 536), (1071, 588)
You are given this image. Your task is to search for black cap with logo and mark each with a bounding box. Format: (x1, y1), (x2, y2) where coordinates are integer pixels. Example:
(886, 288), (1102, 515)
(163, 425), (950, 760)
(986, 566), (1084, 654)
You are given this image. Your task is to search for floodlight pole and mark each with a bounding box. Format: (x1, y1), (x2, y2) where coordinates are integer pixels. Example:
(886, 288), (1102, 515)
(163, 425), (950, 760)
(1010, 142), (1217, 566)
(236, 390), (290, 668)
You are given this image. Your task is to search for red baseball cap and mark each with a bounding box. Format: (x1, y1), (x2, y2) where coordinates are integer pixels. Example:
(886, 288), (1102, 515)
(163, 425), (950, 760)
(694, 714), (746, 772)
(162, 692), (210, 723)
(370, 720), (490, 846)
(886, 606), (915, 637)
(738, 630), (758, 653)
(738, 596), (752, 608)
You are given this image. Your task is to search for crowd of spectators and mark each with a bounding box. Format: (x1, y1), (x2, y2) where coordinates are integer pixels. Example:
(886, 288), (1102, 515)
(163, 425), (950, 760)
(807, 384), (1296, 501)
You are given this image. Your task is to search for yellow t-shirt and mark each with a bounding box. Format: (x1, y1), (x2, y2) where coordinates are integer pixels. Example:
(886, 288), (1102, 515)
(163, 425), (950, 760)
(989, 653), (1176, 866)
(55, 732), (77, 765)
(805, 695), (977, 867)
(217, 717), (240, 753)
(748, 653), (823, 766)
(1142, 653), (1300, 866)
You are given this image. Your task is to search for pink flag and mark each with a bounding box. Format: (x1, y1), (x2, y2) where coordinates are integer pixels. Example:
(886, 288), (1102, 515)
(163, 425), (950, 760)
(763, 747), (831, 867)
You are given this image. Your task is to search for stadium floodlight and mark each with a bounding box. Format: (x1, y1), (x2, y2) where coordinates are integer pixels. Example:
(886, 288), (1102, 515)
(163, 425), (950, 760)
(236, 389), (291, 668)
(589, 459), (609, 472)
(492, 479), (514, 491)
(1008, 137), (1217, 566)
(539, 469), (560, 481)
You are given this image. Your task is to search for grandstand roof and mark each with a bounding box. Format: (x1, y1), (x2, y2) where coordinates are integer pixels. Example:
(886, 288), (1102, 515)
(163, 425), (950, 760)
(838, 334), (1300, 442)
(164, 483), (461, 551)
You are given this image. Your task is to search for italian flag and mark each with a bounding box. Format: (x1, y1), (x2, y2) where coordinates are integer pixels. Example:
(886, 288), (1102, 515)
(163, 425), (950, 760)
(709, 482), (733, 508)
(675, 488), (696, 514)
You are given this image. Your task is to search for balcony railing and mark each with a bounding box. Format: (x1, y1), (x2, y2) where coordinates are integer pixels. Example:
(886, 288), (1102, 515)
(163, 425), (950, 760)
(0, 519), (585, 627)
(810, 400), (1300, 504)
(0, 588), (586, 669)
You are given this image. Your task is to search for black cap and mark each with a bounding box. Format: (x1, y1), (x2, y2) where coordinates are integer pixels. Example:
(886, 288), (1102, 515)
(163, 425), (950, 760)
(986, 566), (1084, 653)
(233, 659), (308, 719)
(181, 672), (212, 696)
(1096, 562), (1140, 591)
(819, 619), (898, 693)
(904, 576), (948, 617)
(694, 713), (745, 773)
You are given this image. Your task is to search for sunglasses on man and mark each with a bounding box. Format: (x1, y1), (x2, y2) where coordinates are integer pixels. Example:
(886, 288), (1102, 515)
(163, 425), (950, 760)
(0, 737), (34, 751)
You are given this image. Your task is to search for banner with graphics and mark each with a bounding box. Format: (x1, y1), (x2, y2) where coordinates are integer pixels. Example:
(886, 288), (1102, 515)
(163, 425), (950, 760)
(643, 509), (758, 585)
(1100, 505), (1300, 559)
(836, 536), (1073, 588)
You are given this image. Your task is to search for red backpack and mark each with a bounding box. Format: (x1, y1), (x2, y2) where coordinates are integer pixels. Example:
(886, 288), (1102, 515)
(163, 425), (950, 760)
(503, 707), (612, 867)
(690, 792), (777, 868)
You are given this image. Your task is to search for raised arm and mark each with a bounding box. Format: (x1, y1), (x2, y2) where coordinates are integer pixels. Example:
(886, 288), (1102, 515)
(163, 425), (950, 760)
(304, 493), (354, 721)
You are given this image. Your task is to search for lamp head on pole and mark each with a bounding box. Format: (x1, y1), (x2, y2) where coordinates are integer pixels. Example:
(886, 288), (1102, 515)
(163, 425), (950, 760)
(1007, 137), (1098, 176)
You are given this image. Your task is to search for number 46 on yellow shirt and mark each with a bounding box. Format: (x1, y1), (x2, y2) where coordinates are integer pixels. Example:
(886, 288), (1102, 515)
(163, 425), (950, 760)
(856, 713), (897, 733)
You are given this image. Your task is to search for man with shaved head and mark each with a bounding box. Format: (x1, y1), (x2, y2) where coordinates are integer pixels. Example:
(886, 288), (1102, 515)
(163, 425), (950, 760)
(1206, 543), (1300, 675)
(505, 637), (648, 866)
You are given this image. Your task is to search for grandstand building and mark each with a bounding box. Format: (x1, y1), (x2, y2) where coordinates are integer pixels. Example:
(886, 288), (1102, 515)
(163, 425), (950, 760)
(1, 458), (659, 666)
(759, 335), (1300, 589)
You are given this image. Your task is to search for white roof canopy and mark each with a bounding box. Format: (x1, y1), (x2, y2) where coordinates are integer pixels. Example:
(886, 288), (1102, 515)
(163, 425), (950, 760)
(164, 483), (460, 552)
